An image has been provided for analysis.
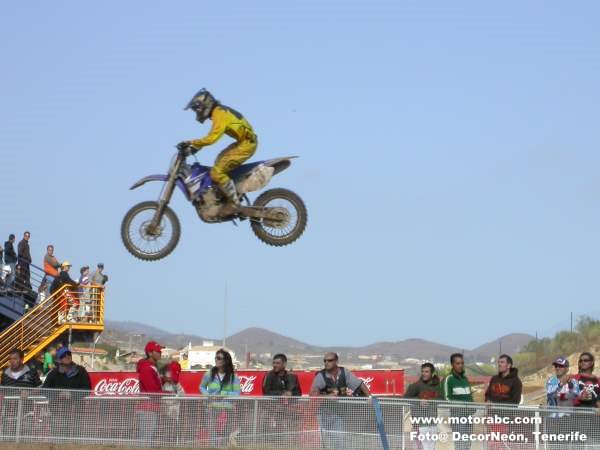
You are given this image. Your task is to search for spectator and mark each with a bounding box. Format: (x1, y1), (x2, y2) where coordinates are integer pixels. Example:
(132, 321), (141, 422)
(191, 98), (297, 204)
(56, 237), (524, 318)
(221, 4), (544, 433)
(0, 264), (12, 288)
(1, 349), (41, 388)
(573, 352), (600, 408)
(91, 262), (108, 286)
(310, 352), (370, 450)
(43, 245), (60, 279)
(43, 346), (57, 375)
(310, 352), (370, 397)
(167, 356), (182, 385)
(137, 341), (164, 393)
(78, 266), (91, 320)
(200, 349), (241, 396)
(42, 347), (91, 390)
(545, 357), (579, 450)
(263, 353), (301, 396)
(28, 352), (45, 379)
(136, 341), (165, 443)
(0, 242), (3, 264)
(261, 354), (302, 444)
(17, 231), (32, 288)
(160, 364), (184, 425)
(547, 357), (579, 409)
(50, 261), (79, 295)
(404, 362), (442, 450)
(485, 354), (522, 404)
(200, 349), (241, 447)
(37, 278), (48, 303)
(50, 261), (80, 322)
(180, 353), (190, 370)
(42, 347), (91, 439)
(484, 355), (523, 450)
(78, 266), (90, 286)
(3, 234), (17, 286)
(161, 364), (184, 395)
(442, 353), (474, 450)
(15, 263), (31, 291)
(572, 352), (600, 447)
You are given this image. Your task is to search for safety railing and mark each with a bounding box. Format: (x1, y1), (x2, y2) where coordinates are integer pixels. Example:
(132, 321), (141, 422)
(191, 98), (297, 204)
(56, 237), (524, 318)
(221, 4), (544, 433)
(0, 285), (104, 367)
(9, 258), (48, 295)
(0, 259), (49, 314)
(0, 386), (598, 449)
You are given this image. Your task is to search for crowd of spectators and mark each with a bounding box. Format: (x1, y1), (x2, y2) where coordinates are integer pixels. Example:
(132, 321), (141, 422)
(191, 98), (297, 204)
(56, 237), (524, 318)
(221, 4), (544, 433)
(0, 341), (599, 449)
(1, 231), (109, 323)
(1, 346), (90, 390)
(402, 352), (600, 450)
(132, 345), (597, 449)
(1, 231), (108, 292)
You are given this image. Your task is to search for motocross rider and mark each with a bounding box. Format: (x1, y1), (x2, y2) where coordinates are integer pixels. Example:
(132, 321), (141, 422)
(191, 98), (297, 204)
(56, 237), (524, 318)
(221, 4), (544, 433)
(178, 89), (257, 209)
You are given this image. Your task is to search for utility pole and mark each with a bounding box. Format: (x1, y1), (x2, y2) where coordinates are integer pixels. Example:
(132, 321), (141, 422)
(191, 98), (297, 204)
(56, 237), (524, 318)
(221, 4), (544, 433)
(223, 282), (228, 348)
(91, 333), (101, 370)
(570, 312), (573, 334)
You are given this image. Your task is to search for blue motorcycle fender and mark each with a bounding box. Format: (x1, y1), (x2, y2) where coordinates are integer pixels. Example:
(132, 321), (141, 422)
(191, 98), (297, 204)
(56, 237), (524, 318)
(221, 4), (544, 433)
(130, 175), (189, 198)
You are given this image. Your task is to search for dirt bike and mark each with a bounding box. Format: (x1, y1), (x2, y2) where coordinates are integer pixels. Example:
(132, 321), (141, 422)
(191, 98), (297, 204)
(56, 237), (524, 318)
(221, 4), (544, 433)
(121, 147), (307, 261)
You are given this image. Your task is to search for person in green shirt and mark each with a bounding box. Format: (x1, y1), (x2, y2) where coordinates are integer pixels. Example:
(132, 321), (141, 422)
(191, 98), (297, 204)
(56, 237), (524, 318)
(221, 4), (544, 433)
(43, 346), (56, 375)
(200, 349), (240, 447)
(442, 353), (474, 450)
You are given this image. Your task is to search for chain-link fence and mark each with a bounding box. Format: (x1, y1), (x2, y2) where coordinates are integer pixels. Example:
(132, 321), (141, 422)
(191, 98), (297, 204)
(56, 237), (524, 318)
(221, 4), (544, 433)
(0, 386), (599, 449)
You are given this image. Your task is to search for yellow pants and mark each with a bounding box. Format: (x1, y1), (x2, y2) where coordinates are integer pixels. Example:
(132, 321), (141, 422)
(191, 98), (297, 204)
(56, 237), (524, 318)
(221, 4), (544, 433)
(210, 139), (257, 188)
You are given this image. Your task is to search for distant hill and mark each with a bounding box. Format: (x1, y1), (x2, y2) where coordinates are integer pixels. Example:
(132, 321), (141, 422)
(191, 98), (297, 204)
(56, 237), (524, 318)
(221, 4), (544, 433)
(468, 334), (535, 361)
(104, 320), (209, 351)
(360, 339), (462, 361)
(226, 327), (322, 355)
(103, 321), (534, 363)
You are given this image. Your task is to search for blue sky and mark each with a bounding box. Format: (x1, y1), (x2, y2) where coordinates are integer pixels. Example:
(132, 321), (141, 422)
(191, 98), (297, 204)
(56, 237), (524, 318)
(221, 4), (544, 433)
(2, 1), (599, 349)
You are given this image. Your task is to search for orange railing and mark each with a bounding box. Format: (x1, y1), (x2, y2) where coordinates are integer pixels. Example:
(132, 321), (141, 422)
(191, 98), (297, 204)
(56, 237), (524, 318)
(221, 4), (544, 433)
(0, 284), (104, 367)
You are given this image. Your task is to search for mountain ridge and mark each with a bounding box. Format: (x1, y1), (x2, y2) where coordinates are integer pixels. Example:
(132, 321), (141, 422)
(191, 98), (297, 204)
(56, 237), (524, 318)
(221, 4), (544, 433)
(104, 320), (533, 362)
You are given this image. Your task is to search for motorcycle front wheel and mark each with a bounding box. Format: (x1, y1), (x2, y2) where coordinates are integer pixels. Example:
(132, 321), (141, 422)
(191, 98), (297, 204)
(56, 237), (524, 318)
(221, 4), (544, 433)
(251, 188), (307, 247)
(121, 201), (181, 261)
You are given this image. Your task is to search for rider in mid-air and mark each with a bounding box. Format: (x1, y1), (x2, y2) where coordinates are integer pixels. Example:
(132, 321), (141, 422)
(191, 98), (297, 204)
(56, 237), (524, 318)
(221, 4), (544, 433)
(178, 89), (257, 209)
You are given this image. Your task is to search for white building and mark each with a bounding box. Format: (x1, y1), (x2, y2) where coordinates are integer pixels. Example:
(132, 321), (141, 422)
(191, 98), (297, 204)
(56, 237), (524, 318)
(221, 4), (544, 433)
(187, 341), (237, 370)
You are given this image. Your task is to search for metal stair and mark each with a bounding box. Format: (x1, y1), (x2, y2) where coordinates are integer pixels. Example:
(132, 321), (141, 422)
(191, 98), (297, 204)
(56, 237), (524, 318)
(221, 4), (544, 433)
(0, 284), (104, 366)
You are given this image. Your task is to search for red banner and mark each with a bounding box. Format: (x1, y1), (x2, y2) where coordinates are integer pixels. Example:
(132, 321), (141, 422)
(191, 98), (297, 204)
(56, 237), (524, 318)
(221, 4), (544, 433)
(90, 369), (404, 397)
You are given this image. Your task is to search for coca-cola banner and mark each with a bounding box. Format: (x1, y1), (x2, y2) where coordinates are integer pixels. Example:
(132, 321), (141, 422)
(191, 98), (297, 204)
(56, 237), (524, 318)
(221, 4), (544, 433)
(90, 369), (404, 397)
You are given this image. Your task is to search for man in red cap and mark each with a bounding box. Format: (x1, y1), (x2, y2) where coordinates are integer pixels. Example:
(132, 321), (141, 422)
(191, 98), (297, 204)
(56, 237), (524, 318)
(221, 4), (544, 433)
(137, 341), (164, 393)
(136, 341), (164, 444)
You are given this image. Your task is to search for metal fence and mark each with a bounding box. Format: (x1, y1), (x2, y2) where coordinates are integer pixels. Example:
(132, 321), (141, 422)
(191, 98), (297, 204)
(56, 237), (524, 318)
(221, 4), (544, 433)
(0, 386), (599, 449)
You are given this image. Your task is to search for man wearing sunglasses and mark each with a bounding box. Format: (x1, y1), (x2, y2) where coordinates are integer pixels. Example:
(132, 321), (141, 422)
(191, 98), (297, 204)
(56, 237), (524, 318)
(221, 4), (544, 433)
(573, 353), (599, 408)
(310, 352), (370, 398)
(310, 353), (370, 450)
(545, 357), (579, 449)
(572, 352), (600, 446)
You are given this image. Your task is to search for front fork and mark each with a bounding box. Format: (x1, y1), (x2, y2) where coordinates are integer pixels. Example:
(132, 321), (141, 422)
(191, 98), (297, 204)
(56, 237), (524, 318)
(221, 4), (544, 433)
(148, 154), (183, 235)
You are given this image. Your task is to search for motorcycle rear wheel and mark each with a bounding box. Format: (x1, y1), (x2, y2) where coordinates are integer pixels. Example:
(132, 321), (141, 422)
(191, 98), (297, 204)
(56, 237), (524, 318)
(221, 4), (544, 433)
(250, 188), (307, 247)
(121, 201), (181, 261)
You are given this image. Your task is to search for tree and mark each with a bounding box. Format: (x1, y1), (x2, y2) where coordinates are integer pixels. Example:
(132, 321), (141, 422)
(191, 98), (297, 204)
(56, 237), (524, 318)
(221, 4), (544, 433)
(576, 316), (600, 347)
(551, 331), (579, 356)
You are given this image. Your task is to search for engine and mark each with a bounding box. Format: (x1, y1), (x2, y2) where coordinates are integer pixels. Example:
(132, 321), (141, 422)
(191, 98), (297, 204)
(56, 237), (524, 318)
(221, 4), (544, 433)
(195, 188), (223, 222)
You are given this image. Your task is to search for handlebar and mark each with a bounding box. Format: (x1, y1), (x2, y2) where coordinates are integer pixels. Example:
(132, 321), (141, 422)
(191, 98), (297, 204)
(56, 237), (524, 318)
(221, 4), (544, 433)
(177, 143), (200, 158)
